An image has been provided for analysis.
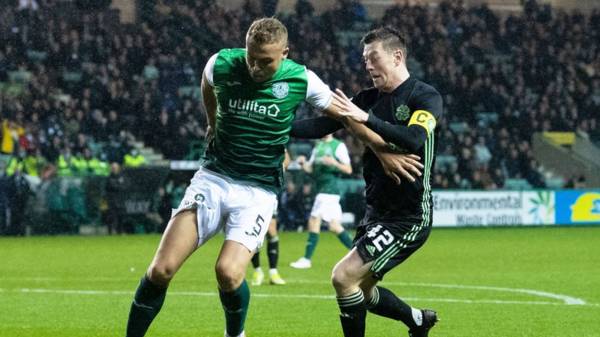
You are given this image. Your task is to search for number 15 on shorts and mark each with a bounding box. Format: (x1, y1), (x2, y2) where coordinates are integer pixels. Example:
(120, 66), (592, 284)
(245, 214), (264, 237)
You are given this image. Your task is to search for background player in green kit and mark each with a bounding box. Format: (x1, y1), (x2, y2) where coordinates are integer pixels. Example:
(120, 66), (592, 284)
(125, 17), (424, 337)
(250, 211), (286, 285)
(290, 134), (354, 269)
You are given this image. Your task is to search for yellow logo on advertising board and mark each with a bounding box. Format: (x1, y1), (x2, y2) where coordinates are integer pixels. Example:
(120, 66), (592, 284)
(570, 193), (600, 222)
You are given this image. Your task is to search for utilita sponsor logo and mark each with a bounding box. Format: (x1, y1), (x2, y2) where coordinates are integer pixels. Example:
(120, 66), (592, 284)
(228, 99), (280, 117)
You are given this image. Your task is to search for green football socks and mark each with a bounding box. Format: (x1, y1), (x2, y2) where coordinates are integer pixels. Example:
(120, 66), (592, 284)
(219, 280), (250, 337)
(126, 276), (167, 337)
(337, 230), (353, 249)
(304, 232), (320, 259)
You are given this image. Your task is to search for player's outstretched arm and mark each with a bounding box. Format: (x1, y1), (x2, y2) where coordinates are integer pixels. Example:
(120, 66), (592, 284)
(332, 89), (437, 153)
(290, 116), (342, 139)
(324, 94), (423, 184)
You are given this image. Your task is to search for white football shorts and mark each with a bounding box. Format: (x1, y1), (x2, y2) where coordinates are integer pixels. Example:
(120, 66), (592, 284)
(310, 193), (342, 223)
(172, 168), (277, 252)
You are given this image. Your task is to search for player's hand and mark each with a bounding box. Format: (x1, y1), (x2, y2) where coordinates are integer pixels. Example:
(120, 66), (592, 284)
(320, 155), (337, 166)
(374, 151), (423, 184)
(331, 89), (369, 123)
(296, 155), (307, 165)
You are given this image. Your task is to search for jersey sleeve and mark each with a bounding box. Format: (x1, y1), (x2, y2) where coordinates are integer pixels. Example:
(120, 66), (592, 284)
(407, 84), (443, 135)
(365, 83), (443, 152)
(203, 53), (218, 86)
(335, 142), (351, 165)
(349, 90), (369, 110)
(305, 69), (333, 110)
(290, 116), (343, 139)
(307, 147), (317, 166)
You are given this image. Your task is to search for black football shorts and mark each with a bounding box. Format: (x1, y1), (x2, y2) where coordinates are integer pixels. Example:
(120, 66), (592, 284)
(353, 217), (431, 280)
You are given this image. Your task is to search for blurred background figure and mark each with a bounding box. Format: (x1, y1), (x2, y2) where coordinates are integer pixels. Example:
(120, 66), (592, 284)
(103, 162), (127, 234)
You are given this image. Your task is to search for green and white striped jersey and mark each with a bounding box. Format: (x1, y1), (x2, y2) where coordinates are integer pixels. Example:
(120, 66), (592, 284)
(308, 137), (351, 195)
(202, 48), (332, 192)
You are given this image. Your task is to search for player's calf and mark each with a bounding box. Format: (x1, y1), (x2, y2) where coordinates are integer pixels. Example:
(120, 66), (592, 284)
(126, 276), (167, 337)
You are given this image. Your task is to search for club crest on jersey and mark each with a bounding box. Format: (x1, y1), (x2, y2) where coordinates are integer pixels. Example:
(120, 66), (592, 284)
(395, 105), (410, 121)
(272, 82), (289, 99)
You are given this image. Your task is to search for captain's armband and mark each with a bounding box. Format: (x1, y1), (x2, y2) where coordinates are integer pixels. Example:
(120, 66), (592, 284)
(408, 110), (437, 135)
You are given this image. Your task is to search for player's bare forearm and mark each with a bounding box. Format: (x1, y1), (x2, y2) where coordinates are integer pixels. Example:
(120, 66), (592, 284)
(325, 91), (389, 151)
(337, 162), (353, 175)
(201, 73), (217, 131)
(283, 150), (291, 170)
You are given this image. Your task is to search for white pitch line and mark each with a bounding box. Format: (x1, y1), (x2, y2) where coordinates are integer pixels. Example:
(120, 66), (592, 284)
(292, 279), (588, 305)
(3, 288), (599, 307)
(1, 277), (591, 305)
(401, 282), (587, 305)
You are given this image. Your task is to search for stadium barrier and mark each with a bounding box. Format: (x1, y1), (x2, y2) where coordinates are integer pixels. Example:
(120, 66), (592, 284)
(8, 167), (169, 235)
(432, 190), (600, 227)
(5, 170), (598, 235)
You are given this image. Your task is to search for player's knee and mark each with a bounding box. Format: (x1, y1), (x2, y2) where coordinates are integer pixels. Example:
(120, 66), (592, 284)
(215, 262), (244, 291)
(331, 264), (352, 291)
(307, 217), (321, 231)
(147, 263), (175, 286)
(329, 222), (343, 234)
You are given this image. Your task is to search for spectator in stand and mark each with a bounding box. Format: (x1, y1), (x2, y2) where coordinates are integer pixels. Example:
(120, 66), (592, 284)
(0, 0), (598, 193)
(124, 148), (146, 168)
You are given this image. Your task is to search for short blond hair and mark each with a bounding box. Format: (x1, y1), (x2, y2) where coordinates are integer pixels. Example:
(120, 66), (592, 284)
(246, 18), (288, 46)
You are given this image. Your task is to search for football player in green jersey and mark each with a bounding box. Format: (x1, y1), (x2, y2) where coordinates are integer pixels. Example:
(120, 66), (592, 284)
(290, 134), (354, 269)
(126, 18), (423, 337)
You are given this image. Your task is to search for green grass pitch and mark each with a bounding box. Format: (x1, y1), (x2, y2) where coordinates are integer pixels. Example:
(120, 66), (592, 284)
(1, 226), (599, 337)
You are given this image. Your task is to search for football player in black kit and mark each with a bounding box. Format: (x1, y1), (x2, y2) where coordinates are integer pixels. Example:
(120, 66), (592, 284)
(291, 27), (443, 337)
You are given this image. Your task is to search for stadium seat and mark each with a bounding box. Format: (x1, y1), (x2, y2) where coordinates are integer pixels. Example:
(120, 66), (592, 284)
(8, 71), (32, 83)
(288, 142), (313, 158)
(436, 155), (458, 169)
(503, 179), (532, 190)
(449, 122), (469, 134)
(26, 50), (48, 63)
(544, 177), (565, 189)
(63, 71), (83, 83)
(476, 112), (499, 127)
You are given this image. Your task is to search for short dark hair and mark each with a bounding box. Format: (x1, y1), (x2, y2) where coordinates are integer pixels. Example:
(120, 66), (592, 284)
(246, 18), (288, 46)
(361, 27), (408, 57)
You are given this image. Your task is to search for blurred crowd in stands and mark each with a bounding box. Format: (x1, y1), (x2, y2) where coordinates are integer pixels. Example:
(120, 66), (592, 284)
(1, 0), (599, 233)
